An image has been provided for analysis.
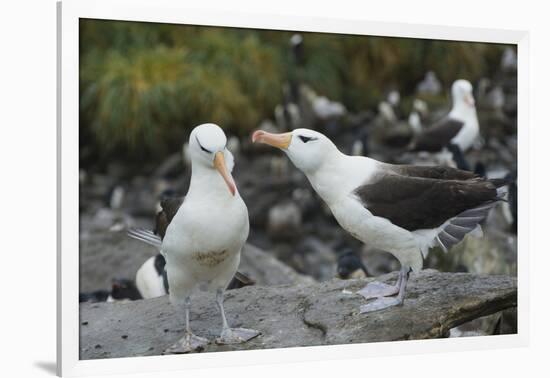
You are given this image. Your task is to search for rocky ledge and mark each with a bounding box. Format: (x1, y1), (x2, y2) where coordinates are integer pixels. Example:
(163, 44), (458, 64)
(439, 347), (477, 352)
(80, 270), (516, 359)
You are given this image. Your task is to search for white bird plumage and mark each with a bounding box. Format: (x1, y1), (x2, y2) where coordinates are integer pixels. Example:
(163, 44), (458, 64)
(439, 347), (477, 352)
(446, 80), (480, 151)
(151, 123), (258, 353)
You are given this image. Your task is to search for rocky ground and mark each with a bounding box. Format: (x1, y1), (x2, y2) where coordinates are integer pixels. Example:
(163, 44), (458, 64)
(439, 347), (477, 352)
(80, 270), (517, 359)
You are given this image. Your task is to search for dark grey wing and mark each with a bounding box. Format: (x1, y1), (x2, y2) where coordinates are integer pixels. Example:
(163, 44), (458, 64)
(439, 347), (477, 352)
(389, 164), (479, 181)
(154, 197), (184, 239)
(410, 117), (464, 152)
(353, 173), (500, 232)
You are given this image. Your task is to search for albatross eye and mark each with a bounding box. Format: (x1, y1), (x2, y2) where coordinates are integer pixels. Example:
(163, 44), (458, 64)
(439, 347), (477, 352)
(299, 135), (317, 143)
(196, 137), (212, 153)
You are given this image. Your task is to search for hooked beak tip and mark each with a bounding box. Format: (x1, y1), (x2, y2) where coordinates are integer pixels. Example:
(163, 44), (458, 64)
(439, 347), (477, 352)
(251, 130), (264, 143)
(251, 129), (292, 149)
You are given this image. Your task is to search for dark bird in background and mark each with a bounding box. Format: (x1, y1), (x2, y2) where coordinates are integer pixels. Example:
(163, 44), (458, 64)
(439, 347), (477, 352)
(111, 278), (142, 300)
(79, 278), (143, 303)
(409, 80), (479, 171)
(336, 249), (369, 279)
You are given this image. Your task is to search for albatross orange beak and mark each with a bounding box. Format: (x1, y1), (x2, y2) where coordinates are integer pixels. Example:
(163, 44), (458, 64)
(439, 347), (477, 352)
(251, 130), (292, 150)
(214, 151), (236, 196)
(464, 94), (475, 107)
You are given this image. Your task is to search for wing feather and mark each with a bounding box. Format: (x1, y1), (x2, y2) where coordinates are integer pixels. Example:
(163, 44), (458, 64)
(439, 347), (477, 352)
(410, 117), (464, 152)
(353, 172), (500, 231)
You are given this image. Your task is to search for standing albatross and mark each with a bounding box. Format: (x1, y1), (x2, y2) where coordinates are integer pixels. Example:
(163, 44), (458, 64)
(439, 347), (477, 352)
(132, 123), (259, 353)
(252, 128), (505, 313)
(409, 79), (479, 170)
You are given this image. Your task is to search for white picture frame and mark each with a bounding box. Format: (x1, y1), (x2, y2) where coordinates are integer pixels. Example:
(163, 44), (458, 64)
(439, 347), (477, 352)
(58, 0), (529, 376)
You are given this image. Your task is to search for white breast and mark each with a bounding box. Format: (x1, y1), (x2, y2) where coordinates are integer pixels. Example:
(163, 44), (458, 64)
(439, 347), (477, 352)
(449, 109), (479, 151)
(161, 193), (249, 297)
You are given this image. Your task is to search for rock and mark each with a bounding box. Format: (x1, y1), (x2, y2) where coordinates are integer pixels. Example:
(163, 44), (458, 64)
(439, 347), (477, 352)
(269, 156), (290, 177)
(267, 201), (302, 240)
(362, 247), (401, 276)
(239, 244), (315, 286)
(79, 230), (157, 293)
(85, 208), (135, 234)
(296, 237), (337, 281)
(424, 228), (517, 276)
(80, 270), (516, 359)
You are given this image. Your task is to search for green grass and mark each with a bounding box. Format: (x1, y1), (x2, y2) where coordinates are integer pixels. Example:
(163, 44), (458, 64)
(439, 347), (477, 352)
(79, 19), (513, 162)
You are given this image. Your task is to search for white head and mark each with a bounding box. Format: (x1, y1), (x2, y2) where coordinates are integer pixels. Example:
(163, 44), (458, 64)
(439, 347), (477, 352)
(451, 79), (476, 109)
(252, 128), (339, 174)
(188, 123), (236, 195)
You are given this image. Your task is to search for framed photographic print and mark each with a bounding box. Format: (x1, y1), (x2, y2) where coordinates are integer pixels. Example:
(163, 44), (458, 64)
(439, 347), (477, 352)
(58, 0), (529, 376)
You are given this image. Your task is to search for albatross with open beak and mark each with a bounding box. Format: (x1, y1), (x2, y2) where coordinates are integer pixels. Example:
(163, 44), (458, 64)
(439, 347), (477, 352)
(252, 127), (506, 313)
(138, 123), (258, 353)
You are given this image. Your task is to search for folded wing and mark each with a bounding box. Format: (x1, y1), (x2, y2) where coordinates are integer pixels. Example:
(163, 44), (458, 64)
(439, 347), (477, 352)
(353, 167), (501, 233)
(409, 117), (463, 152)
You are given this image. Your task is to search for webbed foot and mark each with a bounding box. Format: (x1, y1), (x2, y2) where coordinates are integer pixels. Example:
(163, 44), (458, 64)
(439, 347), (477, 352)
(357, 281), (399, 300)
(164, 333), (209, 354)
(215, 327), (260, 345)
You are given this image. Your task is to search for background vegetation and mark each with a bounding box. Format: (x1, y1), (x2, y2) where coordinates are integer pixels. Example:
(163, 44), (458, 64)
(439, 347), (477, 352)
(79, 19), (507, 165)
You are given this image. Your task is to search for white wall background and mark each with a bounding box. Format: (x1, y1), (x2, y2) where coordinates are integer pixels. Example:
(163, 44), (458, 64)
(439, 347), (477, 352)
(0, 0), (547, 377)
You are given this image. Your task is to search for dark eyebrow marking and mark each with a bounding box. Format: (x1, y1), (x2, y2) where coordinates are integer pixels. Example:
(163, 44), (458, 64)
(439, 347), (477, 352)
(298, 135), (317, 143)
(196, 136), (212, 153)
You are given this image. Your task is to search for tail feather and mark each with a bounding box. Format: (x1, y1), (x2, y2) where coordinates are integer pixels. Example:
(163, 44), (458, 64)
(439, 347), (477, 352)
(436, 198), (500, 252)
(490, 176), (514, 189)
(127, 228), (162, 249)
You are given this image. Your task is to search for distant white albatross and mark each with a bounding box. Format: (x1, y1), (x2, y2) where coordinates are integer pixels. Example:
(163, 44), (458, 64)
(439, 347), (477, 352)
(131, 123), (259, 353)
(252, 127), (506, 313)
(409, 79), (479, 170)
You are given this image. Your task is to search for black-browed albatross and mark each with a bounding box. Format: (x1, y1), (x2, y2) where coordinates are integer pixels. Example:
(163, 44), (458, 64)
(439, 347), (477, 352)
(409, 79), (479, 170)
(252, 127), (506, 313)
(129, 123), (259, 353)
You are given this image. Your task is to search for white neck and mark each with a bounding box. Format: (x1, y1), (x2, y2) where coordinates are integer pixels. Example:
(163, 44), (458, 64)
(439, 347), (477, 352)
(303, 150), (379, 206)
(449, 101), (477, 121)
(187, 161), (237, 200)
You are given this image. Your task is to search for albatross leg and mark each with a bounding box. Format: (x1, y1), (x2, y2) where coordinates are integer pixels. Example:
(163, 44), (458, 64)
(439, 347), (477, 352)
(214, 288), (260, 345)
(359, 267), (410, 313)
(447, 143), (471, 171)
(164, 296), (209, 354)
